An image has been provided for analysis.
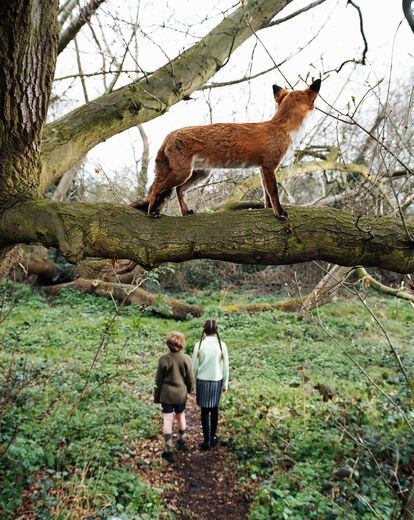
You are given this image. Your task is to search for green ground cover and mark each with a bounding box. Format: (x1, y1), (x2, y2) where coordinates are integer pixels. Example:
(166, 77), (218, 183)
(0, 282), (413, 518)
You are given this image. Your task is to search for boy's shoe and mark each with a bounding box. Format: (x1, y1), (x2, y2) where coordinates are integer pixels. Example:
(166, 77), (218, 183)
(176, 439), (186, 451)
(199, 441), (210, 451)
(210, 435), (219, 448)
(161, 451), (174, 463)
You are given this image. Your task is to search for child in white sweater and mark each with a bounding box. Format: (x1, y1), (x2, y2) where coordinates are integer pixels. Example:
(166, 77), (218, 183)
(192, 318), (229, 450)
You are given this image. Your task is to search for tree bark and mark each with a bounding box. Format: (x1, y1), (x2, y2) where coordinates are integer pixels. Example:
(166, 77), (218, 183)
(39, 0), (292, 191)
(0, 201), (413, 273)
(0, 0), (59, 206)
(51, 166), (78, 201)
(42, 278), (202, 320)
(224, 297), (305, 314)
(76, 258), (140, 284)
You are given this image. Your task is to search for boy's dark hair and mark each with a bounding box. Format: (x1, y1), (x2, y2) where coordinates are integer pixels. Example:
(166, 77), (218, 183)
(166, 331), (185, 352)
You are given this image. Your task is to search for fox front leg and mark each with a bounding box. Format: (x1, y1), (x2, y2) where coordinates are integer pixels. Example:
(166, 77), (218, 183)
(261, 166), (288, 220)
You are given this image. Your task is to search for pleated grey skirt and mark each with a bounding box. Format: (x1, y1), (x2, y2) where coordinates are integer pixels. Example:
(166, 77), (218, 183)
(196, 379), (223, 408)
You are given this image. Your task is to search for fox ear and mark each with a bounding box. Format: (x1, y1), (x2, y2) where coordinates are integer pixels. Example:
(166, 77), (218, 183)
(273, 84), (288, 104)
(272, 84), (283, 95)
(309, 78), (321, 93)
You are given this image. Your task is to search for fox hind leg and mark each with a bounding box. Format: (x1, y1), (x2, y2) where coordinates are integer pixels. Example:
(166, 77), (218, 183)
(176, 169), (211, 216)
(176, 185), (191, 216)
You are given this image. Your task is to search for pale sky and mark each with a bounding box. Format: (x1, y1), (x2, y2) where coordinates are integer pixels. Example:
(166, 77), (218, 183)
(52, 0), (414, 187)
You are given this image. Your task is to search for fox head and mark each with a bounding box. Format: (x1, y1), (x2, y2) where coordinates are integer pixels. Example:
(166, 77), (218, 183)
(272, 79), (321, 110)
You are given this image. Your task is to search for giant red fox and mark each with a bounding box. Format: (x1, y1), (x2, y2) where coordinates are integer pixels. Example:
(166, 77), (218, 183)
(134, 79), (321, 220)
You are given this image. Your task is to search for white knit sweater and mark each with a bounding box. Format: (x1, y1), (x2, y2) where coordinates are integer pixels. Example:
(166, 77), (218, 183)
(192, 335), (229, 390)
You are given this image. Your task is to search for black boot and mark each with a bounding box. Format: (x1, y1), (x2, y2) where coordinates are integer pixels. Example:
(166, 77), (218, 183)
(210, 407), (219, 447)
(200, 407), (211, 450)
(161, 451), (174, 463)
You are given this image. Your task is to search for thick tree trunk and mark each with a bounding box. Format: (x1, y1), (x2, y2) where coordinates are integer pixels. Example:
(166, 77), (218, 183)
(42, 278), (202, 320)
(39, 0), (292, 190)
(0, 201), (413, 273)
(0, 0), (59, 205)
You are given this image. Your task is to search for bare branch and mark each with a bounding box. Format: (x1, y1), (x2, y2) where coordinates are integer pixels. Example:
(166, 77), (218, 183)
(58, 0), (106, 55)
(265, 0), (327, 28)
(356, 267), (414, 303)
(323, 0), (368, 73)
(59, 0), (77, 25)
(74, 37), (89, 103)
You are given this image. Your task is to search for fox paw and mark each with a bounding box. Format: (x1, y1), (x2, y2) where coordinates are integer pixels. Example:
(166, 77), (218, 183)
(278, 210), (288, 221)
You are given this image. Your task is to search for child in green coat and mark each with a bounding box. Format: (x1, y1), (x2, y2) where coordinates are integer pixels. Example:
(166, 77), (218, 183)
(154, 331), (195, 462)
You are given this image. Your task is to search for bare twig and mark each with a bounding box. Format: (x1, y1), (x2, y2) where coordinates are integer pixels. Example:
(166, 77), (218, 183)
(58, 0), (106, 54)
(265, 0), (327, 28)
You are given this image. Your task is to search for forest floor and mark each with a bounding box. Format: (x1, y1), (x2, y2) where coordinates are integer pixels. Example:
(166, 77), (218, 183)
(133, 395), (249, 519)
(1, 284), (414, 519)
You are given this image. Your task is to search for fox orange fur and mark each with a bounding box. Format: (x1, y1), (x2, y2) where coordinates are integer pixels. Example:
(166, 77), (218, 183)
(135, 79), (321, 220)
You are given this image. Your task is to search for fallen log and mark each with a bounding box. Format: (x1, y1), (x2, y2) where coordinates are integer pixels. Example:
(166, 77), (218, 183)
(42, 278), (202, 320)
(223, 297), (304, 314)
(20, 246), (58, 280)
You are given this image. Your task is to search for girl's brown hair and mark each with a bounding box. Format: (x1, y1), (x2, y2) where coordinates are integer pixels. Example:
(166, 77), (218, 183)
(166, 331), (185, 352)
(197, 318), (223, 360)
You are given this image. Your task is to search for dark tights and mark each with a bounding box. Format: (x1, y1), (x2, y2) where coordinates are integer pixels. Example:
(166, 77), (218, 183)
(201, 406), (219, 442)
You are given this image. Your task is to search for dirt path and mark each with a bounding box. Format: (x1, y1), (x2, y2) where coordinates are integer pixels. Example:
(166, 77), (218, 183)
(133, 395), (249, 519)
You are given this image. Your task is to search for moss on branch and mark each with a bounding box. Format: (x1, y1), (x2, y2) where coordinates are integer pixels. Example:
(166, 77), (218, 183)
(0, 200), (413, 274)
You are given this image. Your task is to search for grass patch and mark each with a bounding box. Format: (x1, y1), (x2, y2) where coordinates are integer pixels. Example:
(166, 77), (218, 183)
(0, 282), (413, 518)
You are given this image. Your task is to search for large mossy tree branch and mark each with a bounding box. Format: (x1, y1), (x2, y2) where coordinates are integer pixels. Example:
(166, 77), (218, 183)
(0, 201), (413, 273)
(40, 0), (292, 191)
